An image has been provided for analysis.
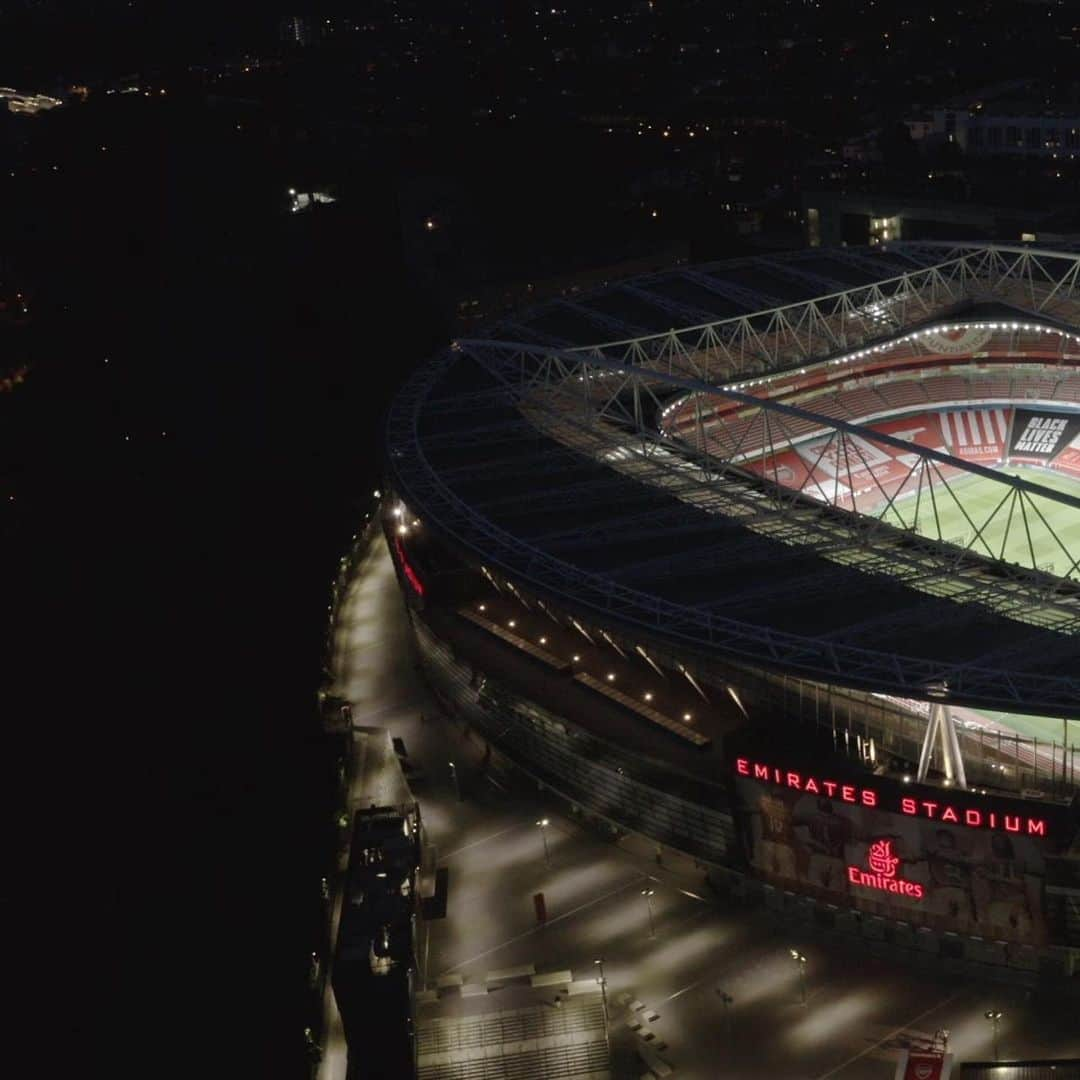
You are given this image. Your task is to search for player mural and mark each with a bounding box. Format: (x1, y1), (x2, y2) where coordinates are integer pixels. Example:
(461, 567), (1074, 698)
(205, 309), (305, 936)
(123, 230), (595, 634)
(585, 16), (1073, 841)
(735, 767), (1051, 945)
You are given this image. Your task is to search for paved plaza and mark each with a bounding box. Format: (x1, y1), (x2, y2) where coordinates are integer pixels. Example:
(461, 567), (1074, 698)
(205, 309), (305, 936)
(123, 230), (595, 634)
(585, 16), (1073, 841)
(320, 535), (1080, 1079)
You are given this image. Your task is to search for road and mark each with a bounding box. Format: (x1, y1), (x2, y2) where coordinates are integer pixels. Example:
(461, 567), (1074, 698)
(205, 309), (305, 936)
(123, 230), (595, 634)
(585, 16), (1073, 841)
(323, 534), (1080, 1079)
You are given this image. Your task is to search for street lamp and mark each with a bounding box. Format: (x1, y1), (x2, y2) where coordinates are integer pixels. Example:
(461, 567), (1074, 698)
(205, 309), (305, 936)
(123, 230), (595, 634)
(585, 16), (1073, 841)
(789, 949), (808, 1004)
(716, 989), (734, 1038)
(536, 818), (551, 864)
(984, 1010), (1003, 1061)
(449, 760), (462, 801)
(641, 888), (656, 937)
(594, 958), (608, 1028)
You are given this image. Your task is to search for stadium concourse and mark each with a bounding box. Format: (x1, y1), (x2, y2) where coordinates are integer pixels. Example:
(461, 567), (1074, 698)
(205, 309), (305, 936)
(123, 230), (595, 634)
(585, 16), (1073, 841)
(382, 243), (1080, 1000)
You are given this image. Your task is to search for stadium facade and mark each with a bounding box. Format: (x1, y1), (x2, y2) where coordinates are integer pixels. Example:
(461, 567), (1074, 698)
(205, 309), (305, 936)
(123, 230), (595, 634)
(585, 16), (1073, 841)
(382, 243), (1080, 979)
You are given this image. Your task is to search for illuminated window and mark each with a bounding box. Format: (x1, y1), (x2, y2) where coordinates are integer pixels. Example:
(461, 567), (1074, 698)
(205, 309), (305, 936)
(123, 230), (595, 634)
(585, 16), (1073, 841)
(868, 214), (901, 245)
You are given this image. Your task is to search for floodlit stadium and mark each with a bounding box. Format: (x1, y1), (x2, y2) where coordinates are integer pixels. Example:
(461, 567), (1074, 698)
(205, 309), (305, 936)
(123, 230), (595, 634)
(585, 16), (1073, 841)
(383, 243), (1080, 969)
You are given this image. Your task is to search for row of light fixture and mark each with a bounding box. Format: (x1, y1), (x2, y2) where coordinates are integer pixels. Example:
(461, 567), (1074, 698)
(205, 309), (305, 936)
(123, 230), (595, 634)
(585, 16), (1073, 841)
(656, 318), (1080, 432)
(482, 601), (694, 722)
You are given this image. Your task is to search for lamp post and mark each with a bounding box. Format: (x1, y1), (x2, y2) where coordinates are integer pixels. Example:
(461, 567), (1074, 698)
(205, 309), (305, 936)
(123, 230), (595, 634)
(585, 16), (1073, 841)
(984, 1010), (1003, 1061)
(449, 760), (462, 801)
(789, 949), (807, 1004)
(594, 958), (608, 1028)
(716, 990), (734, 1039)
(641, 888), (656, 937)
(536, 818), (551, 865)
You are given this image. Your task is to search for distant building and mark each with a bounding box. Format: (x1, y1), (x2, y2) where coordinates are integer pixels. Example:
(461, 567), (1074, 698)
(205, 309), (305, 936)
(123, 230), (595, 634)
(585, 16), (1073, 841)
(801, 190), (1080, 248)
(0, 87), (63, 115)
(279, 16), (312, 46)
(841, 131), (883, 164)
(904, 115), (934, 141)
(923, 80), (1080, 157)
(931, 104), (1080, 158)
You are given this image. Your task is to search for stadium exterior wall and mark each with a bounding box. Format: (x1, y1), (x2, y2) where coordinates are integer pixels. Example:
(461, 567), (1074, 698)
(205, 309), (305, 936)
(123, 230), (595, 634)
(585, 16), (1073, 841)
(386, 533), (1080, 987)
(376, 241), (1080, 987)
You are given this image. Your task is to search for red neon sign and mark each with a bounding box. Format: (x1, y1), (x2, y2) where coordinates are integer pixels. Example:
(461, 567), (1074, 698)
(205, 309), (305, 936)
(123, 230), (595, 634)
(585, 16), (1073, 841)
(867, 837), (899, 876)
(847, 838), (925, 900)
(394, 536), (425, 596)
(734, 757), (1047, 837)
(734, 757), (876, 806)
(899, 797), (1042, 835)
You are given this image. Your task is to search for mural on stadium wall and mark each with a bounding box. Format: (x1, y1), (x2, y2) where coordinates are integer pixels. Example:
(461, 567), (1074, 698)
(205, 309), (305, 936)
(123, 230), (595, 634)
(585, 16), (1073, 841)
(735, 772), (1052, 945)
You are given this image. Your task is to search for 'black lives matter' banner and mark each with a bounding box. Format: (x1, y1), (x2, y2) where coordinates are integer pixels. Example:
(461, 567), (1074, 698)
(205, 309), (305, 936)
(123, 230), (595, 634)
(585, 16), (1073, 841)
(1009, 408), (1080, 459)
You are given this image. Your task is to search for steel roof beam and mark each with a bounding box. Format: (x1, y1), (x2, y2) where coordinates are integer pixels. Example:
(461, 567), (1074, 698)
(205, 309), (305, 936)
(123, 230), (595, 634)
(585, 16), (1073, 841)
(461, 342), (1080, 621)
(387, 372), (1080, 711)
(385, 248), (1080, 712)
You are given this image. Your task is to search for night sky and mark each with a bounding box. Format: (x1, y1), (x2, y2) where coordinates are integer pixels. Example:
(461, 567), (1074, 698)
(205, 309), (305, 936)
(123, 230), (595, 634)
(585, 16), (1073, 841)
(3, 85), (442, 1076)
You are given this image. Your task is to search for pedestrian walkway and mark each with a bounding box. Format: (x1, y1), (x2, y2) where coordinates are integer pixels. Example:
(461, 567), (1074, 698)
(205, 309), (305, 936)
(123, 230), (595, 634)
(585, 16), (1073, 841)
(316, 531), (434, 1080)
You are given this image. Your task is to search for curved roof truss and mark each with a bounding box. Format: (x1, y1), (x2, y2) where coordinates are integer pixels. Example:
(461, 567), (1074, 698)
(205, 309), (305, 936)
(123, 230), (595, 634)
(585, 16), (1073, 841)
(558, 243), (1080, 383)
(388, 330), (1080, 716)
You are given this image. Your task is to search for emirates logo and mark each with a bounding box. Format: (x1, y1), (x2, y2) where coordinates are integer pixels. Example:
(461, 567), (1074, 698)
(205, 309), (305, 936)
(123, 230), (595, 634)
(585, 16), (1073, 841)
(847, 837), (925, 899)
(867, 838), (899, 878)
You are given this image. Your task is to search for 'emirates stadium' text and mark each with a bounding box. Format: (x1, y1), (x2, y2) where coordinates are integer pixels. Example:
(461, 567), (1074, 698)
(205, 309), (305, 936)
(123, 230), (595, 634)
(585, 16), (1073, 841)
(735, 758), (1047, 836)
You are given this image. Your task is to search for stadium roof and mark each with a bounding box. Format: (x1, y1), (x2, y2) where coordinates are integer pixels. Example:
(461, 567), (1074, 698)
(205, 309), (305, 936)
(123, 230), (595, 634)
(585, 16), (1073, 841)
(387, 243), (1080, 718)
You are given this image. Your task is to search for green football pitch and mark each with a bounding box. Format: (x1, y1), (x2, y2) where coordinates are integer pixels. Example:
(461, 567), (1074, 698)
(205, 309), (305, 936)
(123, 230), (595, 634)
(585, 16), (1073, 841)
(966, 708), (1078, 748)
(887, 465), (1080, 579)
(876, 465), (1080, 746)
(907, 464), (1075, 751)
